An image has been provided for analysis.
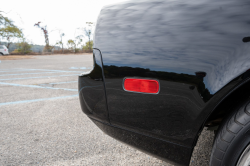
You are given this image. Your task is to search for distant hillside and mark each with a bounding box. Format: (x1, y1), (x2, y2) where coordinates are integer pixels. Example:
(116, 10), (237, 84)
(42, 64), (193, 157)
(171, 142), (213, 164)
(0, 42), (60, 53)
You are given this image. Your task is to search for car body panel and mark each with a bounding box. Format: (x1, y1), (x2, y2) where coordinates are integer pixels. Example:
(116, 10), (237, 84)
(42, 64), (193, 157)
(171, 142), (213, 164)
(0, 45), (9, 55)
(91, 118), (192, 166)
(78, 49), (109, 124)
(79, 0), (250, 165)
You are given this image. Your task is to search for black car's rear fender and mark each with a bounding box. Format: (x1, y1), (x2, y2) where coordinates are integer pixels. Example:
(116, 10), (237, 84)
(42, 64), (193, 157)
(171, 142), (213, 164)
(79, 0), (250, 165)
(78, 49), (109, 124)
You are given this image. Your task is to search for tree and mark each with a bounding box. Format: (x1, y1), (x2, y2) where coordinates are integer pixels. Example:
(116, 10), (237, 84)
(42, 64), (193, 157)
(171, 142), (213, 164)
(0, 25), (23, 48)
(0, 11), (14, 44)
(34, 22), (53, 52)
(67, 35), (83, 53)
(0, 11), (13, 27)
(16, 39), (32, 54)
(75, 35), (83, 50)
(83, 40), (93, 52)
(67, 39), (76, 52)
(83, 22), (94, 52)
(56, 32), (65, 53)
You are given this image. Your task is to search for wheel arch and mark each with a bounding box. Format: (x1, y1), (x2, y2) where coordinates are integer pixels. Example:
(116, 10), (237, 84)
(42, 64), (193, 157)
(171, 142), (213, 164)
(194, 74), (250, 149)
(189, 74), (250, 165)
(204, 79), (250, 131)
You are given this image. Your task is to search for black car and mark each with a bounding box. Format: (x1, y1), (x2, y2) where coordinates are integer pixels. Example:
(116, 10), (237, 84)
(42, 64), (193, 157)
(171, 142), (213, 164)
(78, 0), (250, 165)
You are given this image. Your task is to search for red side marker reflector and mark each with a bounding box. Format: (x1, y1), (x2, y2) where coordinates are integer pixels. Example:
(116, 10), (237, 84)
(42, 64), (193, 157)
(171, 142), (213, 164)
(124, 78), (159, 94)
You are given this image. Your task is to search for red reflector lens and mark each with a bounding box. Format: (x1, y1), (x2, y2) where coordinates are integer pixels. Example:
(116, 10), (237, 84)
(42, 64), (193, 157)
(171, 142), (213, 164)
(124, 78), (159, 94)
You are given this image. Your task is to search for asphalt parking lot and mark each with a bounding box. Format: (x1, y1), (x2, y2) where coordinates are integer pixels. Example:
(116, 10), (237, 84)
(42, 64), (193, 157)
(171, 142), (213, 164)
(0, 54), (214, 166)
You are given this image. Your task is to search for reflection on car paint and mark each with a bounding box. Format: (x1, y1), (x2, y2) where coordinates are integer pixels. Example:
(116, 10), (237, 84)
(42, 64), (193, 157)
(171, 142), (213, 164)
(79, 0), (250, 165)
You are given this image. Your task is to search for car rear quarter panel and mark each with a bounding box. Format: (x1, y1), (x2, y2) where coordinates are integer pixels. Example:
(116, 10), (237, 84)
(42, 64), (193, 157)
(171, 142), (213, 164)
(80, 0), (250, 165)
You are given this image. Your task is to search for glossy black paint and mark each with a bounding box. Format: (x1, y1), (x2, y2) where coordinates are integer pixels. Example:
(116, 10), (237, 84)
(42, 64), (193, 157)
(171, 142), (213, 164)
(91, 118), (192, 166)
(102, 66), (210, 146)
(79, 0), (250, 165)
(78, 49), (109, 123)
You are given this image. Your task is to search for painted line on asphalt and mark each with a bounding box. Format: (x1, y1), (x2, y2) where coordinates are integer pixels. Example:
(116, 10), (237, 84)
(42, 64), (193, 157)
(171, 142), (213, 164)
(0, 71), (81, 77)
(0, 82), (78, 91)
(69, 67), (92, 70)
(0, 85), (103, 107)
(0, 74), (79, 81)
(49, 81), (78, 84)
(0, 69), (45, 72)
(14, 68), (84, 73)
(0, 95), (78, 107)
(0, 70), (19, 73)
(0, 69), (31, 71)
(0, 68), (84, 73)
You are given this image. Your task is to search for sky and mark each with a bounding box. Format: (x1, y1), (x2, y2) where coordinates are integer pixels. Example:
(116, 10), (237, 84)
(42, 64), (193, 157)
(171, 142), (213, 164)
(1, 0), (128, 46)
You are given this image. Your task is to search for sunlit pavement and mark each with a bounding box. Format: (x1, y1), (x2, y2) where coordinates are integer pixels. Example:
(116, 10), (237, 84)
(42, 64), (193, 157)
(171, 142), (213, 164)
(0, 54), (172, 166)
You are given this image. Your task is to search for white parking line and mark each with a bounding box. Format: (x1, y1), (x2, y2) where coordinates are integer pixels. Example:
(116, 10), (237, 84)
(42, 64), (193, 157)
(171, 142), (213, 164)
(0, 71), (81, 77)
(0, 68), (84, 73)
(0, 95), (78, 107)
(0, 74), (79, 81)
(0, 82), (78, 91)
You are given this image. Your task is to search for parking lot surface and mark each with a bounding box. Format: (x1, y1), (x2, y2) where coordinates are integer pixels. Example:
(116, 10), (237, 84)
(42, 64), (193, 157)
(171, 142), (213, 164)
(0, 54), (213, 166)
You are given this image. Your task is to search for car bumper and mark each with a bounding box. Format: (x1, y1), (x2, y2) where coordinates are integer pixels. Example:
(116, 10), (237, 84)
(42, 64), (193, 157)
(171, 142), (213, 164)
(91, 118), (192, 166)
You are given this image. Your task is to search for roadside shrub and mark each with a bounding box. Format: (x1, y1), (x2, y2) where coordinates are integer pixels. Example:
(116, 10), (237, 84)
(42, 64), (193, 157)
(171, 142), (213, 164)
(43, 45), (53, 53)
(53, 49), (72, 54)
(82, 40), (93, 52)
(52, 49), (92, 54)
(16, 42), (32, 54)
(11, 49), (19, 54)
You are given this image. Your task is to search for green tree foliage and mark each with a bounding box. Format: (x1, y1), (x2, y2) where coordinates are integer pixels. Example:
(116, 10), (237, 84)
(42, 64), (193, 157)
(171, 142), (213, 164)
(67, 36), (83, 53)
(0, 26), (23, 48)
(83, 22), (94, 52)
(67, 39), (76, 51)
(0, 11), (13, 27)
(75, 35), (83, 50)
(0, 11), (15, 44)
(16, 41), (32, 54)
(56, 33), (65, 53)
(83, 40), (93, 52)
(43, 45), (54, 52)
